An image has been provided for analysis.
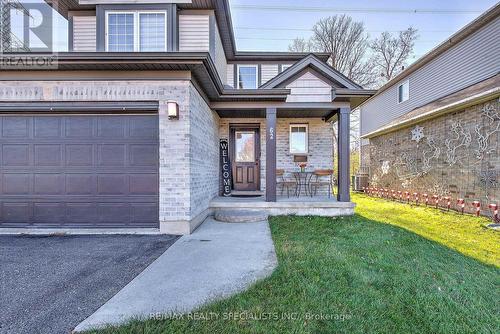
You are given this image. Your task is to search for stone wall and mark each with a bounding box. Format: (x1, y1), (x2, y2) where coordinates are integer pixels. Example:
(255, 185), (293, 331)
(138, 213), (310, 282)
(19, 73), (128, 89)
(219, 118), (334, 194)
(367, 99), (499, 213)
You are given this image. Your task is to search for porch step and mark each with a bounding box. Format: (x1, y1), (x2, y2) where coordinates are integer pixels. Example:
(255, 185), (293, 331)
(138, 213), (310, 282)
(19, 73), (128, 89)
(214, 210), (268, 223)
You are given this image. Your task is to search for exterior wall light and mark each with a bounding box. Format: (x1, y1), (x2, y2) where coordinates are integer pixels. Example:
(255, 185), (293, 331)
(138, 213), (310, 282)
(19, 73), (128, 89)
(167, 100), (179, 120)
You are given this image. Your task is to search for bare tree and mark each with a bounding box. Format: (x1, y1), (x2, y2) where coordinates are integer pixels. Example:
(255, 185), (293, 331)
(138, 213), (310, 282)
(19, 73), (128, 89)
(310, 15), (377, 88)
(370, 28), (418, 83)
(288, 37), (314, 52)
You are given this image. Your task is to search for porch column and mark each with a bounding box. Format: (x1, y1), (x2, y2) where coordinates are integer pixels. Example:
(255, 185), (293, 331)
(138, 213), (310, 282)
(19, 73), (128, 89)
(266, 107), (277, 202)
(337, 107), (351, 202)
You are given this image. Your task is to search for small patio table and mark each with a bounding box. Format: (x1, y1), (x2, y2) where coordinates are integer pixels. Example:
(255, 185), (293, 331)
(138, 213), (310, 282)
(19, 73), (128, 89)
(292, 171), (314, 197)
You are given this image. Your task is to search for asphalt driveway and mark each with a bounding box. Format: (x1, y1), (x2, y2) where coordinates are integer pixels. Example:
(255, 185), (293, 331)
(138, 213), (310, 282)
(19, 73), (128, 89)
(0, 234), (178, 334)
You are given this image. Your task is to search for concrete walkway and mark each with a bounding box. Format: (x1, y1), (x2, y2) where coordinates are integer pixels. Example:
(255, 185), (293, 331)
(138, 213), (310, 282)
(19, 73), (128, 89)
(74, 218), (277, 332)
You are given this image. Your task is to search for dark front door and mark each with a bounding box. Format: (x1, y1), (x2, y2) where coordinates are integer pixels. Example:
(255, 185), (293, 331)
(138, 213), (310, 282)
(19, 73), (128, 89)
(0, 114), (159, 228)
(230, 125), (260, 191)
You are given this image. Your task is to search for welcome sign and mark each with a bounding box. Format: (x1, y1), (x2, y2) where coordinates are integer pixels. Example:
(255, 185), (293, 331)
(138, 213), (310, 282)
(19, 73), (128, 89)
(220, 139), (232, 196)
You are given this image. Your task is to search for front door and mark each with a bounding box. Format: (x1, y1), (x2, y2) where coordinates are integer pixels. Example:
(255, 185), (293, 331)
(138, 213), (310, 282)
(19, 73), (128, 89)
(230, 125), (260, 191)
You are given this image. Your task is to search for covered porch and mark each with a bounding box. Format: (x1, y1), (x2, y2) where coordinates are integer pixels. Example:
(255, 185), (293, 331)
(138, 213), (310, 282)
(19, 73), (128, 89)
(213, 102), (352, 204)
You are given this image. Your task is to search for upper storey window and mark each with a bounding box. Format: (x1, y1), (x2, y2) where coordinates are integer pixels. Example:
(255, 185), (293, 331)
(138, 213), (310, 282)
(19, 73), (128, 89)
(106, 11), (166, 52)
(237, 65), (258, 89)
(398, 79), (409, 103)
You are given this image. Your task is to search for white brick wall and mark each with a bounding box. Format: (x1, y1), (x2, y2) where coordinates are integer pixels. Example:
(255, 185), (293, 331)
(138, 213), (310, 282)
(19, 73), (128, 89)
(189, 85), (220, 219)
(219, 117), (334, 193)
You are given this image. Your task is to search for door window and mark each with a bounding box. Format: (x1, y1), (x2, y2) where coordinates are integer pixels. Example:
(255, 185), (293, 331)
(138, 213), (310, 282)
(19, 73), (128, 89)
(235, 131), (255, 162)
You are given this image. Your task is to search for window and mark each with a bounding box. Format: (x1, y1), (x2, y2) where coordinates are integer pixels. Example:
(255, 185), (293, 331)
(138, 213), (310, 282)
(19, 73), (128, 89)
(237, 65), (258, 89)
(106, 11), (166, 52)
(289, 124), (308, 154)
(281, 64), (292, 72)
(398, 79), (409, 103)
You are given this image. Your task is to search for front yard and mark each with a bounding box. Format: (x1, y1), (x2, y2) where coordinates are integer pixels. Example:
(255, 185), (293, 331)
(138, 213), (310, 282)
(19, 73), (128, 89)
(90, 194), (499, 334)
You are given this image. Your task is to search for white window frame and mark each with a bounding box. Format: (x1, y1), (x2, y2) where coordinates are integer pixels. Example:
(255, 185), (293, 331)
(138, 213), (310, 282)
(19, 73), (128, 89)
(105, 10), (167, 52)
(289, 124), (309, 154)
(281, 64), (292, 72)
(237, 64), (259, 89)
(397, 79), (410, 104)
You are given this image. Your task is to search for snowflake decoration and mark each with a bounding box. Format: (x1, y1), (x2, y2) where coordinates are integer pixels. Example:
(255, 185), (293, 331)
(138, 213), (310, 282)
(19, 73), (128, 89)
(411, 125), (425, 143)
(478, 170), (498, 188)
(381, 161), (390, 175)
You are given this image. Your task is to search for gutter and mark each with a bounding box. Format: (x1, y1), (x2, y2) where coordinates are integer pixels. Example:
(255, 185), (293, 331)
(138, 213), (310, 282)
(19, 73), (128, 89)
(362, 87), (500, 139)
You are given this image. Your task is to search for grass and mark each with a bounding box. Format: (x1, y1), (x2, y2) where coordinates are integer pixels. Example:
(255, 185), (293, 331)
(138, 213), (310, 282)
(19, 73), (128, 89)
(89, 194), (499, 334)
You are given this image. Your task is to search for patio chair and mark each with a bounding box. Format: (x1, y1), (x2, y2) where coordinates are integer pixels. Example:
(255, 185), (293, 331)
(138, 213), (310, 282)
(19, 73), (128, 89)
(310, 169), (334, 198)
(277, 169), (295, 198)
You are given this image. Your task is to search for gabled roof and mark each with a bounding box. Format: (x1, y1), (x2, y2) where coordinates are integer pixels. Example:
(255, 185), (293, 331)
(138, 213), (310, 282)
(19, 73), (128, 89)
(260, 54), (363, 90)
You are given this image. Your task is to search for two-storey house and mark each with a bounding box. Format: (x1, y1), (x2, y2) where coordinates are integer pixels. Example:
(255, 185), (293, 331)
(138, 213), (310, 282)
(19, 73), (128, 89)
(0, 0), (375, 234)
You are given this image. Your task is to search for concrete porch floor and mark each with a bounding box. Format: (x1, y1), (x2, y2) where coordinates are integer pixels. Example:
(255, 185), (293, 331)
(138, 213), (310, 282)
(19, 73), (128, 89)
(210, 196), (355, 216)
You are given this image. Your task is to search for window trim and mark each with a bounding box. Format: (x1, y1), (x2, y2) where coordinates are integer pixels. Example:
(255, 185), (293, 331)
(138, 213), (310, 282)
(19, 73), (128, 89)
(281, 64), (292, 72)
(236, 64), (259, 89)
(105, 10), (167, 52)
(397, 79), (410, 104)
(289, 123), (309, 154)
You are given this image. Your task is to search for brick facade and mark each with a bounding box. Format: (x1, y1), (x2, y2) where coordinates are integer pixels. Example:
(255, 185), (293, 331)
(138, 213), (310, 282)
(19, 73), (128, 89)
(366, 99), (499, 214)
(219, 118), (334, 194)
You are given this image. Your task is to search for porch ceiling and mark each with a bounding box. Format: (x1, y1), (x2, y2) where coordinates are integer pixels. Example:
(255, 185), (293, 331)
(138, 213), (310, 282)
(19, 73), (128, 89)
(215, 108), (337, 120)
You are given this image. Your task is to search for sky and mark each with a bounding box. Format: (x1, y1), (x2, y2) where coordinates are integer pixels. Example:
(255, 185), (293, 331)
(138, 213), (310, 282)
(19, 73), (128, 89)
(229, 0), (498, 63)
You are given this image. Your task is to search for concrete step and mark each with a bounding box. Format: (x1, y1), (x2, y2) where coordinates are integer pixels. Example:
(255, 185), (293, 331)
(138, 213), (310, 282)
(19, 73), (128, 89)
(214, 210), (268, 223)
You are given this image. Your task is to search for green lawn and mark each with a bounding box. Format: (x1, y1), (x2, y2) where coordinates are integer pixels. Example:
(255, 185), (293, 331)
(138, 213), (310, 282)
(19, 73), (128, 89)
(89, 194), (499, 334)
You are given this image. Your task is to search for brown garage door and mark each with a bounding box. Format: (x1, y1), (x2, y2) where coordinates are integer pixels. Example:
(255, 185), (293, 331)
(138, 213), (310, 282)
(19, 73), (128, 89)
(0, 115), (159, 228)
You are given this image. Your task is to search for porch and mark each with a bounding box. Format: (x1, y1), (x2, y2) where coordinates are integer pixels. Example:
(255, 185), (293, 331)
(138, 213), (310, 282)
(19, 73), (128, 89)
(215, 104), (352, 203)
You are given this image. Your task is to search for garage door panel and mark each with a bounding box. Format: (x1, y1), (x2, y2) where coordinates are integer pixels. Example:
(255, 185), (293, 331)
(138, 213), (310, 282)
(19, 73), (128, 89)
(65, 144), (94, 166)
(3, 144), (30, 166)
(97, 174), (128, 195)
(2, 202), (31, 223)
(98, 203), (130, 224)
(129, 116), (158, 138)
(3, 174), (30, 194)
(66, 203), (97, 223)
(0, 115), (159, 228)
(34, 174), (63, 195)
(97, 117), (126, 138)
(65, 117), (93, 138)
(129, 174), (157, 195)
(34, 144), (63, 167)
(132, 203), (158, 223)
(130, 145), (158, 166)
(33, 203), (64, 224)
(2, 117), (30, 137)
(34, 117), (62, 138)
(66, 174), (96, 195)
(98, 144), (126, 166)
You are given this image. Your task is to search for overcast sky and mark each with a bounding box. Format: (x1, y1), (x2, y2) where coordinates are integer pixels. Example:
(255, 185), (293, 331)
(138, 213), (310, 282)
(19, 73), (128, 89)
(229, 0), (498, 63)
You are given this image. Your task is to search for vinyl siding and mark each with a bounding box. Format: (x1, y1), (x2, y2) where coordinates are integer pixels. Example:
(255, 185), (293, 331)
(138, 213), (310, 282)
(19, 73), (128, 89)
(179, 14), (210, 52)
(72, 16), (96, 52)
(226, 64), (234, 87)
(285, 70), (332, 102)
(261, 64), (279, 84)
(360, 16), (500, 137)
(213, 20), (227, 85)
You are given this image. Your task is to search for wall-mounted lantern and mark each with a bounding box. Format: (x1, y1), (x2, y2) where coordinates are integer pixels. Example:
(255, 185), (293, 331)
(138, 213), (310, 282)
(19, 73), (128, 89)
(167, 100), (179, 120)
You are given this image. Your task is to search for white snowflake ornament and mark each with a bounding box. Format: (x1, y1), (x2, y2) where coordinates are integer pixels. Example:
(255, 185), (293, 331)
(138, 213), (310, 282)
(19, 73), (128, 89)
(411, 125), (425, 143)
(381, 161), (390, 175)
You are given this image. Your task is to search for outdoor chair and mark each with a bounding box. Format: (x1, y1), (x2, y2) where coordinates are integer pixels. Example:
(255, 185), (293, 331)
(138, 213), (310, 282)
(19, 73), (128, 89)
(310, 169), (334, 198)
(277, 169), (296, 198)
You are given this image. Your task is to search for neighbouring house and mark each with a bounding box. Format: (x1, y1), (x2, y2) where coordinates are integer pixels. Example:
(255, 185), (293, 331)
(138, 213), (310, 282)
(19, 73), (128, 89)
(0, 0), (375, 234)
(358, 3), (500, 213)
